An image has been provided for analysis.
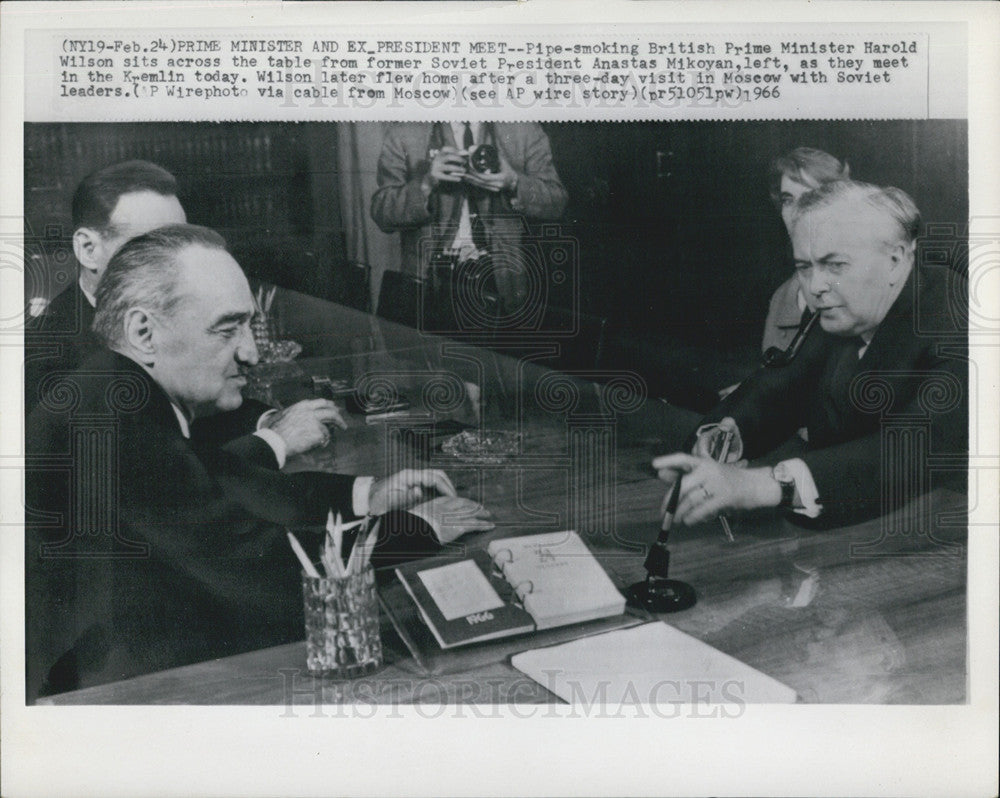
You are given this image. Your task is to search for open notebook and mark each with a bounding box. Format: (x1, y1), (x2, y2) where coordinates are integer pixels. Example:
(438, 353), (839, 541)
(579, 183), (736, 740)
(511, 621), (798, 704)
(486, 531), (625, 629)
(394, 531), (626, 649)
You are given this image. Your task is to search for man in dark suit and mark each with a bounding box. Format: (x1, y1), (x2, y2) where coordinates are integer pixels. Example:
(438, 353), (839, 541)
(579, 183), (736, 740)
(25, 224), (493, 700)
(653, 181), (966, 528)
(371, 122), (567, 322)
(26, 159), (349, 454)
(25, 161), (187, 409)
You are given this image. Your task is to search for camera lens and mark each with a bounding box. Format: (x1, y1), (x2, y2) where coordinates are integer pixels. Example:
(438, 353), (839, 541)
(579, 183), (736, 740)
(468, 144), (500, 174)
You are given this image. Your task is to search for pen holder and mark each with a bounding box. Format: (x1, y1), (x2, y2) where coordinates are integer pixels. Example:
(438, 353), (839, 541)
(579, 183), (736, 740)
(302, 565), (383, 679)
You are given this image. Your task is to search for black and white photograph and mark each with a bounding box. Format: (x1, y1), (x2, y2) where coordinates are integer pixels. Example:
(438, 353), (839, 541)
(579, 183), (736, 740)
(2, 3), (997, 797)
(19, 117), (972, 704)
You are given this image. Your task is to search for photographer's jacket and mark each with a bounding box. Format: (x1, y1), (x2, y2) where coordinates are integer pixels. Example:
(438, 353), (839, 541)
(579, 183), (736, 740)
(371, 122), (567, 280)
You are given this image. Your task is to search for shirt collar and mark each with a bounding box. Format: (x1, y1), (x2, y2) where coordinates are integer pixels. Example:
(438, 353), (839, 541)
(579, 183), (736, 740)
(169, 403), (191, 438)
(78, 277), (97, 308)
(450, 121), (476, 146)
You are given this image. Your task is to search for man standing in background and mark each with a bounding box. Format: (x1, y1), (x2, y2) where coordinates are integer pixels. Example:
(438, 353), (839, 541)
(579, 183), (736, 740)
(371, 122), (567, 328)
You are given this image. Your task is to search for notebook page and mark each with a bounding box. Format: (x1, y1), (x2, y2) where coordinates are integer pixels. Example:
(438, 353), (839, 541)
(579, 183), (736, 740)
(417, 560), (505, 621)
(488, 532), (625, 628)
(511, 622), (798, 704)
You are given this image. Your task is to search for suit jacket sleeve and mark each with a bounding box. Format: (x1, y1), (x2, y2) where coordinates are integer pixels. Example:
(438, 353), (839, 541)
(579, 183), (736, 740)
(797, 346), (967, 525)
(370, 125), (433, 232)
(498, 123), (568, 221)
(701, 327), (830, 458)
(190, 400), (281, 467)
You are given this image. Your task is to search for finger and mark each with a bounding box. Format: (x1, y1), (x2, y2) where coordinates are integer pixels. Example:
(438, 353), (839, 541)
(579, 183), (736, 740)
(314, 406), (348, 430)
(692, 435), (714, 458)
(458, 519), (496, 533)
(297, 398), (338, 409)
(674, 493), (698, 524)
(676, 478), (705, 507)
(466, 180), (501, 193)
(675, 488), (712, 525)
(681, 495), (729, 527)
(426, 469), (457, 497)
(651, 453), (698, 472)
(675, 462), (711, 498)
(397, 469), (456, 498)
(717, 417), (744, 461)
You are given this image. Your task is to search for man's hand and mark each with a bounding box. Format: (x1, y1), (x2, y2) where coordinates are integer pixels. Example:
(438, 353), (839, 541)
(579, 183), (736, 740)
(368, 469), (457, 515)
(651, 453), (781, 527)
(692, 416), (744, 461)
(409, 496), (495, 544)
(260, 399), (346, 457)
(462, 152), (518, 194)
(425, 146), (467, 190)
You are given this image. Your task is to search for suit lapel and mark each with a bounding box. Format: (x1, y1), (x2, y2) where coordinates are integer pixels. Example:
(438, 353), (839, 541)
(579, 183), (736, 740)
(852, 269), (917, 376)
(813, 270), (918, 440)
(105, 351), (184, 437)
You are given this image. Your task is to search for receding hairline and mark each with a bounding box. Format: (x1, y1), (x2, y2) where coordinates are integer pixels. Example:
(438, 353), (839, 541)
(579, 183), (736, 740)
(104, 189), (184, 223)
(791, 196), (912, 252)
(165, 244), (253, 316)
(72, 160), (179, 231)
(792, 182), (919, 244)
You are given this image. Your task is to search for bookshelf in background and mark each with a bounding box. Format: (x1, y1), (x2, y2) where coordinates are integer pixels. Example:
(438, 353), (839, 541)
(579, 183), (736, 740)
(24, 122), (346, 304)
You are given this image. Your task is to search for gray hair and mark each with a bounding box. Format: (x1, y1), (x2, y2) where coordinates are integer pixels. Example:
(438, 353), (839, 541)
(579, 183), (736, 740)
(792, 180), (921, 244)
(92, 224), (228, 348)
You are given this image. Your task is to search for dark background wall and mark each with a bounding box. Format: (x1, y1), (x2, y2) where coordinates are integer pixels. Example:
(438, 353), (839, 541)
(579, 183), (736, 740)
(545, 120), (968, 346)
(24, 123), (345, 303)
(24, 120), (967, 405)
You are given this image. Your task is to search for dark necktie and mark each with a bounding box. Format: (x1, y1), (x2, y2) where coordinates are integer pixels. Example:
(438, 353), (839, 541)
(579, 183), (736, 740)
(463, 123), (489, 251)
(829, 336), (866, 414)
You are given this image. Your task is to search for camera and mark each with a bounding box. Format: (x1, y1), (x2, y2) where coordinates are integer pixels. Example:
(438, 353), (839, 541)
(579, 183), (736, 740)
(428, 143), (501, 175)
(466, 143), (500, 174)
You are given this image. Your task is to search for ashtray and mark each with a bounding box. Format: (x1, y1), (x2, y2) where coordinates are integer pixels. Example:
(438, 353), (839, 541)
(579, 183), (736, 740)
(441, 429), (522, 464)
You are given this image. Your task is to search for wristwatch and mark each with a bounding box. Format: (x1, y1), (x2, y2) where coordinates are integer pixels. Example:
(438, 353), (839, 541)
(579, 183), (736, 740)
(772, 463), (796, 509)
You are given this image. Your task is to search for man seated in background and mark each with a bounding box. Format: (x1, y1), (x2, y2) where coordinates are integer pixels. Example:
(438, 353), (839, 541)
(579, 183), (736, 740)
(762, 147), (851, 353)
(653, 181), (966, 528)
(25, 224), (493, 700)
(25, 161), (187, 408)
(25, 159), (347, 464)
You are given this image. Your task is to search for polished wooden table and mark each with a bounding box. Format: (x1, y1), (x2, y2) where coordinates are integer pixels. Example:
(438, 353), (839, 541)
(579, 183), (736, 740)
(40, 289), (968, 706)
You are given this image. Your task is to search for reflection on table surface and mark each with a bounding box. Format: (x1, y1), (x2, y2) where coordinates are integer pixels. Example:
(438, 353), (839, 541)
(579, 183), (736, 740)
(40, 287), (968, 706)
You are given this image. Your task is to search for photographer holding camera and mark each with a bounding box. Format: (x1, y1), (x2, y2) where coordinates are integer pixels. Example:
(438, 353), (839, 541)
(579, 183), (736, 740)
(371, 122), (567, 328)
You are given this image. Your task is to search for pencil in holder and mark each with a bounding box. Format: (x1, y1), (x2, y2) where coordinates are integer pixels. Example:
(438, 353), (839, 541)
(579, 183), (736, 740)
(302, 565), (383, 679)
